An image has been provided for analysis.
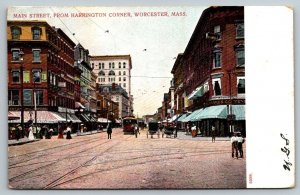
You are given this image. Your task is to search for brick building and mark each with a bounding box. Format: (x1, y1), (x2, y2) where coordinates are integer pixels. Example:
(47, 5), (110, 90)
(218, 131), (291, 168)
(7, 20), (81, 137)
(177, 6), (245, 137)
(171, 53), (185, 115)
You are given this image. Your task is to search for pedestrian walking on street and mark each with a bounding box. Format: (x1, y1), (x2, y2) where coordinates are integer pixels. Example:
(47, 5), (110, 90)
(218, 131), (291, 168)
(231, 132), (238, 159)
(65, 126), (72, 139)
(211, 125), (216, 142)
(175, 124), (179, 138)
(107, 123), (112, 139)
(58, 125), (64, 139)
(134, 124), (140, 138)
(237, 132), (244, 158)
(15, 124), (21, 141)
(28, 125), (34, 140)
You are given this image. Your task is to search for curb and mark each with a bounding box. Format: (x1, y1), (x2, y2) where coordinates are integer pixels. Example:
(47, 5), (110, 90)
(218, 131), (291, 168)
(8, 139), (40, 146)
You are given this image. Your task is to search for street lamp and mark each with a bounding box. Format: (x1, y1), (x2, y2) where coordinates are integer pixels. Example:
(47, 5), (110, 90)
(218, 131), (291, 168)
(19, 50), (24, 135)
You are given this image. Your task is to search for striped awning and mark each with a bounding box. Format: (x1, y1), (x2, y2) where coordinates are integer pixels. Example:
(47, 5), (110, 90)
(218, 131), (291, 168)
(9, 111), (65, 124)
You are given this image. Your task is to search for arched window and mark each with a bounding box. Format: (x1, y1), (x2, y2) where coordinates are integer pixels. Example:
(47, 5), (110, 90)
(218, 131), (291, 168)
(98, 71), (105, 76)
(108, 70), (115, 76)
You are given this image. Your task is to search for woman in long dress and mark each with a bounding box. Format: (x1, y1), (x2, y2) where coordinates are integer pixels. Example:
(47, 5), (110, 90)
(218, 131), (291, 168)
(66, 126), (72, 139)
(28, 125), (35, 140)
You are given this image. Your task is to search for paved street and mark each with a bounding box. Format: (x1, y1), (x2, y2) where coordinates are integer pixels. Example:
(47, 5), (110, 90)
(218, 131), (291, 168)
(8, 128), (246, 189)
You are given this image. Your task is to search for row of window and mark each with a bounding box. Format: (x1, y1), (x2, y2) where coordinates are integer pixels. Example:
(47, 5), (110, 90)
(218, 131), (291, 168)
(11, 26), (74, 56)
(11, 69), (75, 93)
(8, 89), (43, 106)
(98, 77), (127, 82)
(213, 23), (244, 40)
(11, 69), (43, 83)
(212, 77), (245, 96)
(11, 26), (42, 40)
(12, 48), (41, 62)
(92, 62), (127, 69)
(213, 46), (244, 68)
(98, 77), (127, 81)
(98, 70), (126, 76)
(9, 89), (75, 108)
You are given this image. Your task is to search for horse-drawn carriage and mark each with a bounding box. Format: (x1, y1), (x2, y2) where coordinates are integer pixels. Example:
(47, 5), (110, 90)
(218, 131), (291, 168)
(163, 126), (176, 138)
(147, 121), (159, 138)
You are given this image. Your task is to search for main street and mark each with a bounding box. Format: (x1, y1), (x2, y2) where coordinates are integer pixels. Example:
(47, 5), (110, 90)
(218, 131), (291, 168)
(8, 128), (246, 189)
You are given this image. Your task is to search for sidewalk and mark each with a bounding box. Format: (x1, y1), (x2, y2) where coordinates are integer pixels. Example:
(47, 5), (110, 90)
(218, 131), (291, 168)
(8, 137), (39, 146)
(75, 129), (104, 136)
(176, 131), (231, 141)
(8, 129), (104, 146)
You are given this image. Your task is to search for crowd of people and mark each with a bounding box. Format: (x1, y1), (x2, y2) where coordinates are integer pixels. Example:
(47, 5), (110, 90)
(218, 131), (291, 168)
(11, 121), (245, 159)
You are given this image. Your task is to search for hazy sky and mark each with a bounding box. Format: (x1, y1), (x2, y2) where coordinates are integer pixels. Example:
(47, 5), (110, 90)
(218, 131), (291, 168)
(7, 6), (206, 116)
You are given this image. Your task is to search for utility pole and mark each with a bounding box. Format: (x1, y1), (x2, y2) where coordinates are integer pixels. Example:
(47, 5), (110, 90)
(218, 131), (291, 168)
(19, 50), (24, 136)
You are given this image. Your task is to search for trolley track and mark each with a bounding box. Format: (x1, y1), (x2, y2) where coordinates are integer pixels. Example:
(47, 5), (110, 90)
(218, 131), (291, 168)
(8, 136), (102, 168)
(8, 132), (128, 185)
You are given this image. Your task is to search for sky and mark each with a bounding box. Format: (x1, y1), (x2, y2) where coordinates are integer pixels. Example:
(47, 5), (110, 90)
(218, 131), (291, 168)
(7, 6), (207, 117)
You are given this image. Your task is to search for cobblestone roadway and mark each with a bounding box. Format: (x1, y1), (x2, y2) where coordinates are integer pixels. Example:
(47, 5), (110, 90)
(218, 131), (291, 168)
(8, 128), (246, 189)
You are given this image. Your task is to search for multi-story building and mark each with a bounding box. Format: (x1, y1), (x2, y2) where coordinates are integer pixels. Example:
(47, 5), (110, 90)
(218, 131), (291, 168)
(181, 6), (245, 137)
(98, 84), (130, 118)
(7, 20), (81, 137)
(90, 55), (133, 116)
(96, 93), (119, 124)
(74, 44), (97, 129)
(161, 93), (170, 122)
(171, 54), (185, 115)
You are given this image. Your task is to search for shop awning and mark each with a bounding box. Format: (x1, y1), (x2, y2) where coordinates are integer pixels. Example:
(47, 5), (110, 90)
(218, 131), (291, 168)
(232, 105), (245, 120)
(98, 118), (111, 123)
(188, 86), (204, 100)
(89, 116), (98, 123)
(68, 114), (81, 123)
(75, 102), (85, 109)
(191, 105), (227, 121)
(170, 114), (182, 122)
(9, 111), (65, 124)
(182, 109), (203, 122)
(8, 111), (19, 120)
(177, 113), (188, 122)
(80, 113), (90, 122)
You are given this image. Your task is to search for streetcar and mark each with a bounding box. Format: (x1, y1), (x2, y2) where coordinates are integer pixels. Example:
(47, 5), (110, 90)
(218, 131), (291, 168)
(122, 116), (137, 134)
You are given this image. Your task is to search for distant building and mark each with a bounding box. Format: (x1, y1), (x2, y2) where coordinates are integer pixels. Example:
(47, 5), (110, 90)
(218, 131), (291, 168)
(90, 55), (133, 115)
(98, 84), (130, 118)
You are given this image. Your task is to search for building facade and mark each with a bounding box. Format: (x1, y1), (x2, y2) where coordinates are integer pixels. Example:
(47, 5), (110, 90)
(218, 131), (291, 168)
(98, 84), (129, 118)
(171, 54), (185, 115)
(90, 55), (133, 116)
(181, 6), (245, 137)
(7, 20), (81, 137)
(74, 44), (97, 128)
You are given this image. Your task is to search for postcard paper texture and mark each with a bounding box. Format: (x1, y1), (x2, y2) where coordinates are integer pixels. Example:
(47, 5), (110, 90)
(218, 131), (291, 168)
(7, 6), (294, 189)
